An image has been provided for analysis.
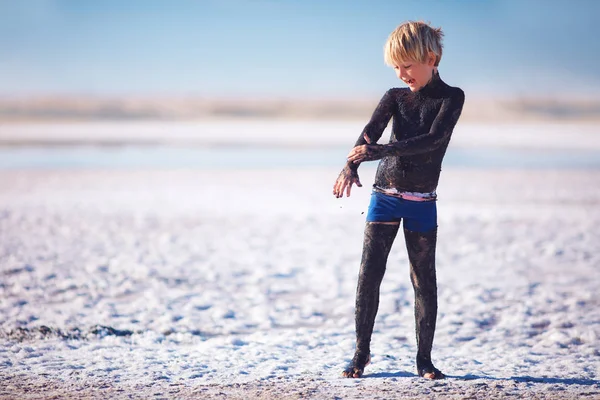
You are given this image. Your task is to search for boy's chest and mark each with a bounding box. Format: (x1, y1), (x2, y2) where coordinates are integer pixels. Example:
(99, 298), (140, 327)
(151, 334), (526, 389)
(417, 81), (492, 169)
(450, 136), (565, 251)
(396, 95), (443, 136)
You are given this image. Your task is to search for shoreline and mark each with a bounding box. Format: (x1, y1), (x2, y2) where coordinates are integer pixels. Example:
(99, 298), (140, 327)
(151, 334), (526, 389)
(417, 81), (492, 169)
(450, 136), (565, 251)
(1, 96), (599, 124)
(0, 121), (599, 151)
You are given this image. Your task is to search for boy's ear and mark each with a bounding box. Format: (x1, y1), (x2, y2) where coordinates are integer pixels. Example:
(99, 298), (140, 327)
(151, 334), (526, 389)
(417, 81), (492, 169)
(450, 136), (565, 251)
(427, 52), (436, 66)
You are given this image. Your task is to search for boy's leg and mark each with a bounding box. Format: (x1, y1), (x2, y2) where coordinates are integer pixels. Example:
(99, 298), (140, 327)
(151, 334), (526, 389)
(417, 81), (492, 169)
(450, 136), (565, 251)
(403, 227), (444, 379)
(342, 221), (399, 378)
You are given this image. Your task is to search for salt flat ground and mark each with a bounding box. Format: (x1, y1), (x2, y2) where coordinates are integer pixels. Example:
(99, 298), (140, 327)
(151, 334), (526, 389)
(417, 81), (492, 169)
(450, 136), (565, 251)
(0, 164), (599, 399)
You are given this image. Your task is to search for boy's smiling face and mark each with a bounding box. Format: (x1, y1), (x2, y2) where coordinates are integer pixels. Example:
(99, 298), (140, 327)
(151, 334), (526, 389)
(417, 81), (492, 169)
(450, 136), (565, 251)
(392, 52), (437, 92)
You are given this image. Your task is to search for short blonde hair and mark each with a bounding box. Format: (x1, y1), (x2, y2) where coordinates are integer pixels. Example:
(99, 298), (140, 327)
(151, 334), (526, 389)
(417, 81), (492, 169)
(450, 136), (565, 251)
(384, 21), (444, 67)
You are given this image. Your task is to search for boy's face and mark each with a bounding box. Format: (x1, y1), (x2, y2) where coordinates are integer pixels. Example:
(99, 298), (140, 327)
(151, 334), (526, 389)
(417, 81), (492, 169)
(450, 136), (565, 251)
(392, 53), (436, 92)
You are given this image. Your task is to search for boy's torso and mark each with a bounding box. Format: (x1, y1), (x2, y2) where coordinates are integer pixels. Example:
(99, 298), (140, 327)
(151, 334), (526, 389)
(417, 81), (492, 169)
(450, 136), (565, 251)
(373, 79), (462, 194)
(393, 88), (446, 139)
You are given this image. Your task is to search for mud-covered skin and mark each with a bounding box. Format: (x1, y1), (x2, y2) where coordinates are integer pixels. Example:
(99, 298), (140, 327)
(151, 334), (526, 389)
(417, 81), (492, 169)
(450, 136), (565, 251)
(404, 227), (443, 379)
(344, 224), (443, 379)
(342, 72), (458, 378)
(341, 353), (371, 378)
(348, 72), (464, 193)
(343, 223), (399, 378)
(334, 162), (362, 198)
(354, 224), (399, 355)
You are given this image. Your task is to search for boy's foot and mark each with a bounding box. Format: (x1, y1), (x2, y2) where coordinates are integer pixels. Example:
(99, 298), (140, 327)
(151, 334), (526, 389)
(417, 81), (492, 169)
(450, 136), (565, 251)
(418, 366), (445, 380)
(341, 353), (371, 378)
(417, 355), (445, 379)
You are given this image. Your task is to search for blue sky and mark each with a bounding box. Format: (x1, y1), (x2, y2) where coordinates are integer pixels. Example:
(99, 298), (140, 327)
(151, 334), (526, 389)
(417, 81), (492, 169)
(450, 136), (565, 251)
(1, 0), (599, 98)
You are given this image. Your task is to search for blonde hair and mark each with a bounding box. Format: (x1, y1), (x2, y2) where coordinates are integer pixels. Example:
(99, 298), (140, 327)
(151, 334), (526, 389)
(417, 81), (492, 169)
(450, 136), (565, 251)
(384, 21), (444, 67)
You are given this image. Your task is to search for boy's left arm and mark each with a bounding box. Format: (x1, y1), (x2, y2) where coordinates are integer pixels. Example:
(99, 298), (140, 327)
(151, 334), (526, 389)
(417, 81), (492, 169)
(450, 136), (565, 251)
(348, 89), (464, 162)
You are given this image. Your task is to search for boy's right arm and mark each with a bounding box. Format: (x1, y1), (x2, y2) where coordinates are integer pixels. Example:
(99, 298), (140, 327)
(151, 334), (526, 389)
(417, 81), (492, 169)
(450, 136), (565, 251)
(333, 90), (395, 198)
(354, 89), (396, 147)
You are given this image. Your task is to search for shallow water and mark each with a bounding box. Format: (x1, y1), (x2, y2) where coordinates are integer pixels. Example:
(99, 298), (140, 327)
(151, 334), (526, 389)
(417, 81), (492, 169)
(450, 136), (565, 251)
(1, 145), (599, 169)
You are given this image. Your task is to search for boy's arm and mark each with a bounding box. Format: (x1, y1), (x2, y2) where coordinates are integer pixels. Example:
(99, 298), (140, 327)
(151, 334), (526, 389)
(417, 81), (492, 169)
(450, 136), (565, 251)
(348, 89), (464, 162)
(345, 89), (395, 170)
(333, 90), (395, 198)
(353, 89), (396, 148)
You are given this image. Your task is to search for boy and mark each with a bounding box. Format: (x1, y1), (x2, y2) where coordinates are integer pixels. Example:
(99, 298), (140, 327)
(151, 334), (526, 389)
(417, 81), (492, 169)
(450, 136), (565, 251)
(333, 21), (464, 380)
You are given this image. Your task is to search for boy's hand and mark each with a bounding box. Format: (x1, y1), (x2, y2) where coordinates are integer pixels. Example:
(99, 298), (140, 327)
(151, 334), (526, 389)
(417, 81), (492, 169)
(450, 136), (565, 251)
(347, 144), (386, 163)
(333, 164), (362, 198)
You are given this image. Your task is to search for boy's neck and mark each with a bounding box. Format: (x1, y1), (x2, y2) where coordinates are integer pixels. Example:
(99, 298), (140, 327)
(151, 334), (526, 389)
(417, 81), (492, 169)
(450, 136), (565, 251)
(428, 68), (439, 83)
(415, 69), (441, 95)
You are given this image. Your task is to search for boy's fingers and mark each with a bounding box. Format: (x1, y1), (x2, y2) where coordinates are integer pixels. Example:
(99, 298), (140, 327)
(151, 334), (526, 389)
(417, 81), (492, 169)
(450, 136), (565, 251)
(334, 178), (345, 198)
(363, 133), (371, 144)
(335, 186), (343, 198)
(349, 153), (365, 163)
(348, 145), (365, 158)
(334, 173), (362, 198)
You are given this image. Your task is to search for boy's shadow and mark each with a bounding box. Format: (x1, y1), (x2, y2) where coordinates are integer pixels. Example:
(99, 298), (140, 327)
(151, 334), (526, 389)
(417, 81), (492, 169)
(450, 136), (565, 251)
(363, 372), (599, 387)
(365, 371), (417, 378)
(449, 374), (600, 387)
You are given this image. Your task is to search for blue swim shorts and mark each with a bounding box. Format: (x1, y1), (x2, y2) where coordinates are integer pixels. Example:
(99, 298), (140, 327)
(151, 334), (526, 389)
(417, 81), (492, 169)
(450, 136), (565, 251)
(366, 191), (437, 232)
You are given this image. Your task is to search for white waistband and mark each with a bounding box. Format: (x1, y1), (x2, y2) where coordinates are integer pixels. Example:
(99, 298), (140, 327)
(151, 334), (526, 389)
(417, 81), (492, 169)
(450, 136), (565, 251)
(374, 186), (437, 199)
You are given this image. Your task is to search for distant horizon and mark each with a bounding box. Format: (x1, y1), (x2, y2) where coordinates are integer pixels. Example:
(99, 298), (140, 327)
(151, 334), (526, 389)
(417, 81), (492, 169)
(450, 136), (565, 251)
(1, 90), (600, 101)
(1, 0), (599, 99)
(2, 94), (599, 124)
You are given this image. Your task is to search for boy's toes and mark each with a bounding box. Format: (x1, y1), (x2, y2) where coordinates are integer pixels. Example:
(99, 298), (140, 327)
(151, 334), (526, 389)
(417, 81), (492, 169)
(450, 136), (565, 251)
(341, 353), (371, 378)
(341, 367), (363, 378)
(420, 367), (445, 380)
